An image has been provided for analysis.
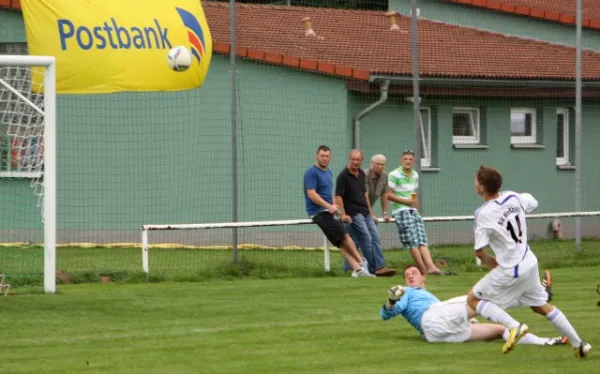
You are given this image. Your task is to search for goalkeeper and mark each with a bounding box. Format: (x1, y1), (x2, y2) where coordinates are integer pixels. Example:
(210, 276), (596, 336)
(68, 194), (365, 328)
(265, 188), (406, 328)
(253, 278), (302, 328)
(380, 265), (567, 346)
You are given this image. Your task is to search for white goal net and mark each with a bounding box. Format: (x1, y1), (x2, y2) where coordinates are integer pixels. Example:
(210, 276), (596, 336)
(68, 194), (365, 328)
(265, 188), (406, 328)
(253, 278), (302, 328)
(0, 54), (57, 293)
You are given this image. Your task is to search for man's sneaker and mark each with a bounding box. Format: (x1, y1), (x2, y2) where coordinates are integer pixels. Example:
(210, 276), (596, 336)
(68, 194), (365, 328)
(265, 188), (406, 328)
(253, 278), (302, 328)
(542, 269), (553, 302)
(375, 267), (397, 277)
(502, 324), (529, 354)
(574, 341), (592, 359)
(351, 268), (376, 278)
(360, 257), (368, 270)
(544, 336), (568, 346)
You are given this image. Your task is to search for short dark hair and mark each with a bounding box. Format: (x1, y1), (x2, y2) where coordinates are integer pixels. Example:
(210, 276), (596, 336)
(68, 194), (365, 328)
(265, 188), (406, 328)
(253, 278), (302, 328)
(317, 145), (331, 154)
(476, 165), (503, 195)
(403, 264), (424, 278)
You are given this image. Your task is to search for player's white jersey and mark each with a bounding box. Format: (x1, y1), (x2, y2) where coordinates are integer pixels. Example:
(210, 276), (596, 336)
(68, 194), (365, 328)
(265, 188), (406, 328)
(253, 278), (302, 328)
(474, 191), (539, 270)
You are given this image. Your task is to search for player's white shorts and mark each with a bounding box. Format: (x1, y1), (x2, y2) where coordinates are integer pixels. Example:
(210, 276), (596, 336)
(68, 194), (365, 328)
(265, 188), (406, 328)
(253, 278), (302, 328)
(472, 262), (547, 309)
(421, 299), (471, 343)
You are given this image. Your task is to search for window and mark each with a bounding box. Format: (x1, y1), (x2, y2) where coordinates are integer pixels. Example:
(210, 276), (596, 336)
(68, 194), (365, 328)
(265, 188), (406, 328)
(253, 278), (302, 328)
(0, 42), (44, 178)
(556, 108), (569, 166)
(510, 108), (536, 145)
(452, 108), (479, 144)
(419, 107), (431, 167)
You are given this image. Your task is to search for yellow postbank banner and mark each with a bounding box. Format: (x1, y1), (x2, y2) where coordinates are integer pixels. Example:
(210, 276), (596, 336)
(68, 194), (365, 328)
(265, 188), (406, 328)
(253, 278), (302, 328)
(21, 0), (213, 94)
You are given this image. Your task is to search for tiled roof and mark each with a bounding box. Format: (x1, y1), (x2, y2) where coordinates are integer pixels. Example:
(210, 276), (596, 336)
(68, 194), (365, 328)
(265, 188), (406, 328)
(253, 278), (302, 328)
(0, 0), (20, 11)
(442, 0), (600, 29)
(4, 2), (600, 81)
(204, 3), (600, 81)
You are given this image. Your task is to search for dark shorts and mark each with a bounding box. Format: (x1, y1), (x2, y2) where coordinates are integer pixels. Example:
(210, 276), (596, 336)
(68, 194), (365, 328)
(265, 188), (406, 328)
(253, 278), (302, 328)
(312, 211), (347, 247)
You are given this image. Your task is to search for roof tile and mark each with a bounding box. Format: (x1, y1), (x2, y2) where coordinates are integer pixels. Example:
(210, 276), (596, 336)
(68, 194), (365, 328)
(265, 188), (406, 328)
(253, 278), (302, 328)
(4, 2), (598, 81)
(443, 0), (600, 28)
(204, 3), (600, 80)
(498, 0), (600, 19)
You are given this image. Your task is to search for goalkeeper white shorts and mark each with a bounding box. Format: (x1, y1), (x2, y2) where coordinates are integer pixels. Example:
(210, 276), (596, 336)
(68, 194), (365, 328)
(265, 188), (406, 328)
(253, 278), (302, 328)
(421, 300), (471, 343)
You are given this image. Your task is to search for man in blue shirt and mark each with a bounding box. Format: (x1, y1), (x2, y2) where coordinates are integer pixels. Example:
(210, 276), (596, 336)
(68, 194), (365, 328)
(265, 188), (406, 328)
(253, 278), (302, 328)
(303, 145), (374, 277)
(380, 265), (567, 346)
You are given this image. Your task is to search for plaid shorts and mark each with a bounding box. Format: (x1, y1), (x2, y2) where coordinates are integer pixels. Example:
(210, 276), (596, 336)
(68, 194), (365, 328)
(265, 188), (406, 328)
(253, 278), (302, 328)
(394, 209), (428, 249)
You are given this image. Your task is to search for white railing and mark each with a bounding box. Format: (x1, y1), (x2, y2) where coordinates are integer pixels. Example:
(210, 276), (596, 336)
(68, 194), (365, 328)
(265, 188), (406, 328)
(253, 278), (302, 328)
(141, 211), (600, 273)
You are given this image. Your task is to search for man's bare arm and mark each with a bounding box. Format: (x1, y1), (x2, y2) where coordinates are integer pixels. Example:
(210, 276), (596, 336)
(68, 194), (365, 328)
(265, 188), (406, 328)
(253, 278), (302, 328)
(307, 189), (337, 213)
(386, 190), (415, 206)
(365, 193), (375, 216)
(334, 195), (345, 215)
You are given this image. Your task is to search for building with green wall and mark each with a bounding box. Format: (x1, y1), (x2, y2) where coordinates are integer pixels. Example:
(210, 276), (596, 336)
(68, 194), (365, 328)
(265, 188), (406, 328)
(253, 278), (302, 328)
(1, 3), (598, 249)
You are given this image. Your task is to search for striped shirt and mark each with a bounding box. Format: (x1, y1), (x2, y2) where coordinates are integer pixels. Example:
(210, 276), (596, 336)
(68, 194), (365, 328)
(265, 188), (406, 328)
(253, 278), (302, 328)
(388, 167), (418, 214)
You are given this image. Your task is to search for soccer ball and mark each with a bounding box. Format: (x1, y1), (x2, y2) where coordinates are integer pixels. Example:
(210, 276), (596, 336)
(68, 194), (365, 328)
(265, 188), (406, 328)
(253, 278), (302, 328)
(167, 46), (193, 72)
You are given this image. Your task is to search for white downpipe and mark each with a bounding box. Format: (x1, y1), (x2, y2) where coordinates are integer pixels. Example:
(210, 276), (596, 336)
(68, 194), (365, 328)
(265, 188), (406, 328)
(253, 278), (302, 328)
(353, 80), (390, 148)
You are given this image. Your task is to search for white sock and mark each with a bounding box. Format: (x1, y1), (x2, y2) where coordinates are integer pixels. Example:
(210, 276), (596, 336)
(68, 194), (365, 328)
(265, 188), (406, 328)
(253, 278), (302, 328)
(476, 300), (520, 329)
(503, 330), (547, 345)
(546, 308), (581, 348)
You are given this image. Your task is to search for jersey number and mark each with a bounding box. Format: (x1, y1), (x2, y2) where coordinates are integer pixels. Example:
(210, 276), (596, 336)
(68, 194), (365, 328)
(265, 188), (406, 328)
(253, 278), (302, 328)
(506, 216), (523, 243)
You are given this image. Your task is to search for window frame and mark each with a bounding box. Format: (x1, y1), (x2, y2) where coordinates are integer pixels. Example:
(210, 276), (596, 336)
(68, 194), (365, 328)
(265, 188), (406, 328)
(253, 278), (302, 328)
(556, 108), (569, 166)
(510, 107), (537, 145)
(452, 107), (480, 145)
(419, 107), (431, 168)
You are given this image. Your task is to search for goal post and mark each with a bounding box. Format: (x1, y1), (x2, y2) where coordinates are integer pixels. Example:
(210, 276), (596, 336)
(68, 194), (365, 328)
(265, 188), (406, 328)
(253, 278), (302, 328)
(0, 55), (57, 294)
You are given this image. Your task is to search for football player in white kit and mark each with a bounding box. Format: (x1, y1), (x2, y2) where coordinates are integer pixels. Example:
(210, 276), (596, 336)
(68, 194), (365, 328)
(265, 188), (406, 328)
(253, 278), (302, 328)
(465, 166), (592, 359)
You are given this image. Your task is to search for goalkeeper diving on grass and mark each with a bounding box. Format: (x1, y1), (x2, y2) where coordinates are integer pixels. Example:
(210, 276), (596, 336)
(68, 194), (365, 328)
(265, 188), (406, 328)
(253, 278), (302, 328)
(380, 265), (567, 346)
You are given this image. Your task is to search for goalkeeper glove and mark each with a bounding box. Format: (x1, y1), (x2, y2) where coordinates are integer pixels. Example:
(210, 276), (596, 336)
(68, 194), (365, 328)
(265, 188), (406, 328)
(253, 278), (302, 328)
(388, 285), (405, 305)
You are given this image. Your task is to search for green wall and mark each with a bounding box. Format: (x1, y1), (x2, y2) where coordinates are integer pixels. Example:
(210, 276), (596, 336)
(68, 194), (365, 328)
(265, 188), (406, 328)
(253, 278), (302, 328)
(352, 92), (600, 219)
(0, 55), (349, 237)
(0, 9), (350, 240)
(0, 9), (26, 43)
(389, 0), (600, 51)
(2, 8), (597, 246)
(227, 60), (351, 223)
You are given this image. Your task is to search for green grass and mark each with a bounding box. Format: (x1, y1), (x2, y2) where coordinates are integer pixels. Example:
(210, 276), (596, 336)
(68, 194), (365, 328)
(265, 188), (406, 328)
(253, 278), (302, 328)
(0, 267), (597, 373)
(1, 239), (600, 287)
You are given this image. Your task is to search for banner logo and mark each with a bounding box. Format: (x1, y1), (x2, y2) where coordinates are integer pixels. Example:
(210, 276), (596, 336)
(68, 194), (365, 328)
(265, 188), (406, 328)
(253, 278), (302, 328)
(57, 18), (173, 51)
(176, 7), (206, 63)
(21, 0), (213, 93)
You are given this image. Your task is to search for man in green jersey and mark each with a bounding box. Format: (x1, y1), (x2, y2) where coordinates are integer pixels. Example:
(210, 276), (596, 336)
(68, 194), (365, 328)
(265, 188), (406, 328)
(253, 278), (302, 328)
(387, 150), (455, 275)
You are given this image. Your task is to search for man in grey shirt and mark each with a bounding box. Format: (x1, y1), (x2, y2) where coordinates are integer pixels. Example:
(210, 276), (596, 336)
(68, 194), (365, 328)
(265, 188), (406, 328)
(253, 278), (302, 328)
(365, 154), (391, 223)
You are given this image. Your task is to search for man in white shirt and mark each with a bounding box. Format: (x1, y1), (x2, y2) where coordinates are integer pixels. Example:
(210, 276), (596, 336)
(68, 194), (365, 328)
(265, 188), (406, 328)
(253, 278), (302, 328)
(465, 165), (591, 359)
